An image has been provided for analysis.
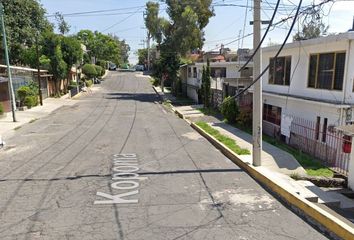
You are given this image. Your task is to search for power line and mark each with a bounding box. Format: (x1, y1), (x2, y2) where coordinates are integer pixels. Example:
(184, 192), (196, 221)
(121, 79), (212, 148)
(46, 5), (145, 17)
(239, 0), (281, 71)
(221, 0), (303, 106)
(101, 7), (143, 33)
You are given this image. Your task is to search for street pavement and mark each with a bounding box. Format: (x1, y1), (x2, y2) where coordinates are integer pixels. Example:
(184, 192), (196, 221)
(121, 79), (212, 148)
(0, 72), (331, 240)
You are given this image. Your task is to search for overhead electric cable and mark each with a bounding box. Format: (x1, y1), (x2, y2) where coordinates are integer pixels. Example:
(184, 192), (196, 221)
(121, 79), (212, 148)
(221, 0), (303, 106)
(101, 7), (143, 33)
(46, 5), (145, 17)
(239, 0), (281, 71)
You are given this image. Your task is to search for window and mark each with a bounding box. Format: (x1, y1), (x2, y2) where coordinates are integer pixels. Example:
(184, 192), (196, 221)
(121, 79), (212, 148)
(188, 67), (192, 78)
(263, 104), (282, 126)
(322, 118), (328, 143)
(211, 67), (226, 78)
(269, 56), (291, 85)
(193, 67), (197, 78)
(307, 52), (346, 90)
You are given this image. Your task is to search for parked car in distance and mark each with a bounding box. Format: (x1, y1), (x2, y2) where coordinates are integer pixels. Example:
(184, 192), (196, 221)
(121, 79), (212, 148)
(135, 65), (145, 71)
(108, 63), (117, 71)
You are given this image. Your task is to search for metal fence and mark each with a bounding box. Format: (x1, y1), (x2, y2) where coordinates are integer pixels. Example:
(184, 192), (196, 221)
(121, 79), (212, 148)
(262, 114), (350, 175)
(289, 116), (350, 175)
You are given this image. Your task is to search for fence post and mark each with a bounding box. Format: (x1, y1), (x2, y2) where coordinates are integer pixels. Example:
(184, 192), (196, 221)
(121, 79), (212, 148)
(348, 136), (354, 190)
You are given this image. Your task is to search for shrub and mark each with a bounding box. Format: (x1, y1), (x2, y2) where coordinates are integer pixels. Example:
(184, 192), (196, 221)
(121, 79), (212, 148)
(0, 102), (4, 115)
(220, 96), (239, 123)
(96, 60), (108, 69)
(94, 65), (104, 77)
(24, 96), (38, 108)
(68, 84), (77, 90)
(17, 86), (32, 103)
(236, 108), (252, 127)
(82, 64), (97, 79)
(86, 80), (93, 87)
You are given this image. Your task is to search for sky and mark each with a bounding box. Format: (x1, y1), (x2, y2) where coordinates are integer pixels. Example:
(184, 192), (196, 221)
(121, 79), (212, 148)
(40, 0), (354, 64)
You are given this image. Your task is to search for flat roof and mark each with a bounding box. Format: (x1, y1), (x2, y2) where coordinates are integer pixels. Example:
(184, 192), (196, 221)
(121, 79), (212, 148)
(194, 61), (253, 67)
(0, 65), (48, 73)
(262, 31), (354, 53)
(263, 90), (351, 108)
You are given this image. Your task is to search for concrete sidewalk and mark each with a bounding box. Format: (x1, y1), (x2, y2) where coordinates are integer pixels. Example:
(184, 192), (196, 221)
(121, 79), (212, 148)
(211, 122), (307, 176)
(0, 95), (76, 139)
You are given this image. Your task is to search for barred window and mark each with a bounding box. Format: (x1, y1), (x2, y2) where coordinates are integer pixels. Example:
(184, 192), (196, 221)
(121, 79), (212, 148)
(263, 104), (282, 126)
(269, 56), (291, 85)
(211, 67), (226, 78)
(308, 52), (346, 90)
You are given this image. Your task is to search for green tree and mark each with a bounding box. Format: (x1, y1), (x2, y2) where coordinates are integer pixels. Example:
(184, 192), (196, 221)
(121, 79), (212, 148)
(137, 48), (148, 65)
(76, 30), (129, 66)
(55, 12), (70, 35)
(202, 59), (211, 108)
(145, 0), (214, 94)
(42, 31), (67, 96)
(61, 36), (83, 72)
(1, 0), (52, 64)
(145, 2), (163, 45)
(293, 20), (328, 41)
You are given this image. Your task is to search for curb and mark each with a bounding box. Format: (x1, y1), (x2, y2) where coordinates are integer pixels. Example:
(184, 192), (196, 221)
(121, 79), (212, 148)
(101, 70), (109, 79)
(190, 122), (354, 240)
(152, 86), (164, 101)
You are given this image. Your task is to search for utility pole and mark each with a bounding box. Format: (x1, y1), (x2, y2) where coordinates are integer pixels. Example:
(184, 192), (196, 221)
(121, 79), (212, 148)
(147, 33), (151, 71)
(36, 32), (43, 106)
(252, 0), (262, 166)
(0, 3), (16, 122)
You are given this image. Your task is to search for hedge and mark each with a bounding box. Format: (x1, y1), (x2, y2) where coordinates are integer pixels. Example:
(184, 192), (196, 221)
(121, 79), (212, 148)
(82, 64), (97, 79)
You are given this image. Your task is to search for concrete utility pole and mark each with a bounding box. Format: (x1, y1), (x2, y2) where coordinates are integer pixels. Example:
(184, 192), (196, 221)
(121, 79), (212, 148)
(36, 32), (43, 106)
(252, 0), (262, 166)
(147, 33), (151, 71)
(0, 3), (16, 122)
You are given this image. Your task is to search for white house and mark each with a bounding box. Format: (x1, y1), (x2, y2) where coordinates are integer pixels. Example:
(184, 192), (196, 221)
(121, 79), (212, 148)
(260, 32), (354, 177)
(262, 32), (354, 129)
(185, 61), (253, 104)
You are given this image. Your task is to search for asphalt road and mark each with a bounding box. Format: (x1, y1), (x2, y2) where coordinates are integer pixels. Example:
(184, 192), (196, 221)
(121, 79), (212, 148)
(0, 72), (330, 240)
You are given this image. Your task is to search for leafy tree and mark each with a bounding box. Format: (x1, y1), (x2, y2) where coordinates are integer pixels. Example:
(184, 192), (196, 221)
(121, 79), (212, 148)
(41, 31), (67, 96)
(145, 2), (163, 45)
(61, 36), (83, 72)
(293, 20), (328, 41)
(137, 48), (148, 65)
(145, 0), (214, 94)
(202, 59), (211, 108)
(55, 12), (70, 35)
(1, 0), (52, 64)
(76, 30), (129, 66)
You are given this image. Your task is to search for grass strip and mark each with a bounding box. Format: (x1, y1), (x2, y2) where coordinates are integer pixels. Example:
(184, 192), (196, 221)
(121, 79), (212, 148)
(195, 121), (250, 155)
(197, 107), (333, 177)
(198, 107), (219, 116)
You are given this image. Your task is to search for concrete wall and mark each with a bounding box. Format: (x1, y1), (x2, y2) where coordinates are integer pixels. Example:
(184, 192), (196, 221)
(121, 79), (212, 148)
(187, 86), (199, 103)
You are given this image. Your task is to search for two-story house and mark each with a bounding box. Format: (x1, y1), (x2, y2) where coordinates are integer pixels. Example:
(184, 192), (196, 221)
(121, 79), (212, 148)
(183, 61), (253, 105)
(261, 32), (354, 174)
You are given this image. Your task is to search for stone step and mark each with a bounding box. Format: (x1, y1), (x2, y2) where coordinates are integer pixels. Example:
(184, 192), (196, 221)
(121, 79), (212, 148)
(257, 168), (318, 201)
(297, 180), (341, 207)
